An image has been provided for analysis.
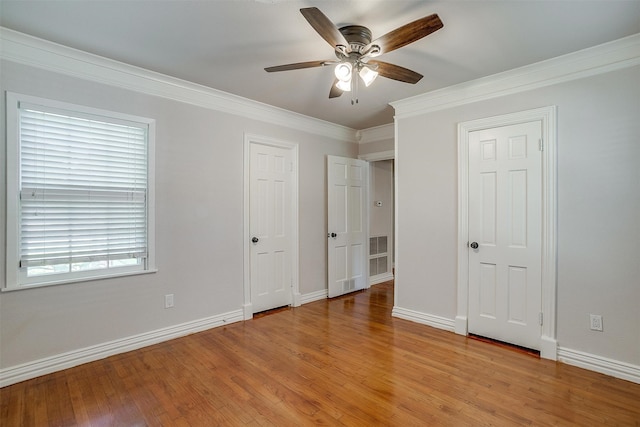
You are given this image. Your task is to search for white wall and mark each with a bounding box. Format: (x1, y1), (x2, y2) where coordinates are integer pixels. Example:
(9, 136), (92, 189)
(370, 160), (394, 240)
(394, 65), (640, 370)
(358, 139), (393, 156)
(0, 58), (356, 376)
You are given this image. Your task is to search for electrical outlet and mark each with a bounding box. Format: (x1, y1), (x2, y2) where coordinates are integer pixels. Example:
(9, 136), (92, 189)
(165, 294), (174, 309)
(589, 314), (603, 331)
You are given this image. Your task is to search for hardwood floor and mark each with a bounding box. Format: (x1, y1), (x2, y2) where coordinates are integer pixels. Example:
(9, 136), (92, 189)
(2, 281), (639, 426)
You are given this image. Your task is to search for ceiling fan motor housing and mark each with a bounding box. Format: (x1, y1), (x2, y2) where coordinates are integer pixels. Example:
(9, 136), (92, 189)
(339, 25), (372, 53)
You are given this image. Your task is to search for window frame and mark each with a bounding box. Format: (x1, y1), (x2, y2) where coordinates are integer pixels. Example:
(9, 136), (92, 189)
(5, 92), (156, 291)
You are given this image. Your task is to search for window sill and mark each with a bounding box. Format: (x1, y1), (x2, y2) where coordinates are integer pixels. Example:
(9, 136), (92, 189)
(2, 268), (158, 292)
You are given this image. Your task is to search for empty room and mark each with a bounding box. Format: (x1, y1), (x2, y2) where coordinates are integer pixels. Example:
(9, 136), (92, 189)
(1, 1), (639, 425)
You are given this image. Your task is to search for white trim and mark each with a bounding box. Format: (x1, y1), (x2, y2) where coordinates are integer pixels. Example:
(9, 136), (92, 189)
(393, 117), (400, 312)
(300, 289), (328, 305)
(0, 27), (357, 142)
(358, 150), (395, 162)
(356, 124), (394, 144)
(0, 309), (244, 387)
(558, 347), (640, 385)
(243, 134), (300, 319)
(391, 33), (640, 117)
(456, 106), (558, 360)
(392, 307), (455, 332)
(369, 272), (394, 286)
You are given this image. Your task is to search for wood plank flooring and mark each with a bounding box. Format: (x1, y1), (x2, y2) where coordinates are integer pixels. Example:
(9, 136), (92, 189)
(2, 281), (639, 426)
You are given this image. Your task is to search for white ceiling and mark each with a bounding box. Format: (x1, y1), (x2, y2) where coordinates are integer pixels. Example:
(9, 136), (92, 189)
(1, 0), (639, 130)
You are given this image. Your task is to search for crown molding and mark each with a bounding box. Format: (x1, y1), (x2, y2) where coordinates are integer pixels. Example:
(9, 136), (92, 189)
(356, 123), (394, 144)
(0, 27), (357, 143)
(391, 33), (640, 118)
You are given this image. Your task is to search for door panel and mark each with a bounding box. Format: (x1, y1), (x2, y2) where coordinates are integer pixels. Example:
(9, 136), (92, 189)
(468, 121), (542, 350)
(327, 155), (368, 298)
(250, 143), (292, 312)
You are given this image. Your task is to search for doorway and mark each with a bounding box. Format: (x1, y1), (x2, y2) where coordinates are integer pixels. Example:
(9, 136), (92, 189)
(456, 107), (558, 360)
(359, 150), (395, 287)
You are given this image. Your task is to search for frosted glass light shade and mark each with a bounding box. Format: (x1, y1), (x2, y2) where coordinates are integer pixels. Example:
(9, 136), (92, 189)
(336, 79), (351, 92)
(359, 66), (378, 87)
(334, 62), (352, 81)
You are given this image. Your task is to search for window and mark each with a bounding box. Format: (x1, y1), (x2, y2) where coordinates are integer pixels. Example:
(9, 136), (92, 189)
(5, 93), (155, 289)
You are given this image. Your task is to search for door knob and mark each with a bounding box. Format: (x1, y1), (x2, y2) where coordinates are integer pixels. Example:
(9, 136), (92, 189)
(470, 242), (479, 249)
(328, 232), (337, 238)
(252, 237), (259, 243)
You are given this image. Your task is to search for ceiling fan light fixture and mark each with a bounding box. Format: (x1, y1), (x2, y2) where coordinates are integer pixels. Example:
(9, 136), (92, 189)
(359, 66), (378, 87)
(334, 62), (352, 81)
(335, 79), (351, 92)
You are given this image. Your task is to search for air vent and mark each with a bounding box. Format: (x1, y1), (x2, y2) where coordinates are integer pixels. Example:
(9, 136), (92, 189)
(369, 236), (389, 277)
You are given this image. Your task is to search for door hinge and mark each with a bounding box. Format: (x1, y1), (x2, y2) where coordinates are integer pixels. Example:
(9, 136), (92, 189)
(539, 139), (544, 152)
(539, 312), (544, 326)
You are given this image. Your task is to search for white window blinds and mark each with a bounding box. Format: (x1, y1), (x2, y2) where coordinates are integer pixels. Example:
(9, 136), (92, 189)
(18, 103), (149, 269)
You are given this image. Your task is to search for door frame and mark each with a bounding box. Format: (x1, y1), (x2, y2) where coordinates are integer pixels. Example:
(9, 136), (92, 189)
(359, 150), (395, 286)
(456, 106), (558, 360)
(243, 133), (299, 320)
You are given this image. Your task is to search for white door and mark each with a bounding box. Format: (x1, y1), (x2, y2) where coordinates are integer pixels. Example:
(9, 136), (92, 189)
(327, 155), (369, 298)
(468, 121), (542, 350)
(250, 143), (292, 313)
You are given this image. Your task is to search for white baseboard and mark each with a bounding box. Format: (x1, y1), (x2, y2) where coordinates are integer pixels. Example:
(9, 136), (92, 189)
(540, 335), (558, 361)
(454, 315), (468, 336)
(242, 303), (253, 320)
(394, 308), (639, 384)
(369, 272), (394, 286)
(557, 347), (640, 384)
(392, 306), (455, 332)
(292, 291), (302, 307)
(300, 289), (328, 305)
(0, 309), (244, 388)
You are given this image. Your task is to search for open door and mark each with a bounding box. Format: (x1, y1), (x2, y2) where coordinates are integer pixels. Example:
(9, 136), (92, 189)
(327, 155), (369, 298)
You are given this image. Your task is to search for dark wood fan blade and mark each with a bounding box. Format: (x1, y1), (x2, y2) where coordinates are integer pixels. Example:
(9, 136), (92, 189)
(264, 60), (331, 72)
(329, 78), (343, 98)
(367, 14), (443, 55)
(368, 60), (423, 84)
(300, 7), (349, 48)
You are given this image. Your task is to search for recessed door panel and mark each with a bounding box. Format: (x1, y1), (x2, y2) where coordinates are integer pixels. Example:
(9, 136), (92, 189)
(334, 185), (347, 234)
(509, 170), (528, 248)
(349, 186), (363, 233)
(508, 135), (528, 160)
(479, 263), (497, 318)
(257, 252), (270, 296)
(274, 179), (285, 237)
(481, 172), (497, 245)
(508, 266), (527, 325)
(481, 139), (497, 161)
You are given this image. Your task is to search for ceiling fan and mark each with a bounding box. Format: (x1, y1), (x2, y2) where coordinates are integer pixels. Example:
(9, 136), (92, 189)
(265, 7), (443, 104)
